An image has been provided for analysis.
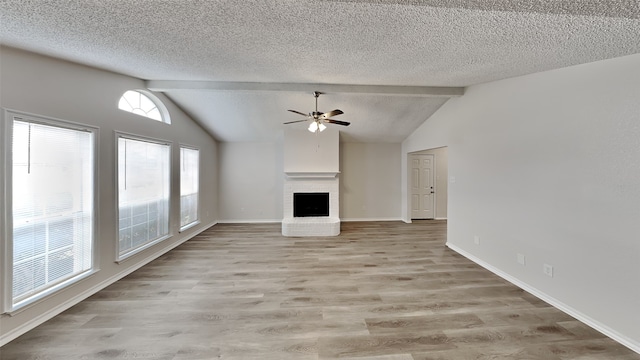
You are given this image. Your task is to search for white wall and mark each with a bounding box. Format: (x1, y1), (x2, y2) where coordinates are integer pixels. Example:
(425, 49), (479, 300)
(402, 54), (640, 351)
(340, 142), (402, 221)
(0, 46), (218, 344)
(284, 128), (339, 173)
(218, 140), (403, 222)
(218, 142), (284, 222)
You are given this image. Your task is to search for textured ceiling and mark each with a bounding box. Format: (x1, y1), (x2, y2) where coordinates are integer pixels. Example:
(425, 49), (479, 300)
(2, 0), (639, 142)
(325, 0), (640, 19)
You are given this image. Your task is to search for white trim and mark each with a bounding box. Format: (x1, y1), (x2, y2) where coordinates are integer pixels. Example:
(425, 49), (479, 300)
(114, 132), (173, 262)
(115, 234), (173, 263)
(209, 219), (419, 223)
(217, 219), (281, 224)
(179, 220), (200, 233)
(3, 108), (98, 133)
(178, 143), (199, 151)
(115, 130), (173, 146)
(118, 89), (171, 124)
(1, 110), (11, 314)
(446, 242), (640, 355)
(91, 122), (102, 279)
(284, 171), (339, 179)
(2, 109), (100, 314)
(7, 269), (99, 316)
(218, 218), (406, 223)
(217, 218), (407, 224)
(0, 220), (217, 347)
(341, 218), (403, 222)
(178, 145), (200, 231)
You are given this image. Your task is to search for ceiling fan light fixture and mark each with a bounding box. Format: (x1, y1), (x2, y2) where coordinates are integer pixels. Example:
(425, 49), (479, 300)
(287, 91), (349, 132)
(308, 121), (327, 133)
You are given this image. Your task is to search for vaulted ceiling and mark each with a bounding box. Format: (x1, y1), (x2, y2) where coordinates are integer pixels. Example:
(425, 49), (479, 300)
(2, 1), (639, 142)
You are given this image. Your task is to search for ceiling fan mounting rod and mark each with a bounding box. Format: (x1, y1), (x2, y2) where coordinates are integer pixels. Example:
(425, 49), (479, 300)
(313, 91), (320, 119)
(283, 91), (349, 130)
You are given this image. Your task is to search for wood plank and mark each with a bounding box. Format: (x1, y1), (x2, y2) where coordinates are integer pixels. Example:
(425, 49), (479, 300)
(1, 221), (638, 359)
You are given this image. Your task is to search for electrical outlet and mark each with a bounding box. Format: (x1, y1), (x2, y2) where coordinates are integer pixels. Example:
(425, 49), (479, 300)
(474, 236), (480, 245)
(543, 263), (554, 277)
(517, 253), (526, 265)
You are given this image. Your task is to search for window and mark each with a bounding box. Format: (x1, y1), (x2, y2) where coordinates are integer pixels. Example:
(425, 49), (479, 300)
(117, 136), (171, 260)
(118, 90), (170, 124)
(9, 114), (95, 310)
(180, 147), (199, 230)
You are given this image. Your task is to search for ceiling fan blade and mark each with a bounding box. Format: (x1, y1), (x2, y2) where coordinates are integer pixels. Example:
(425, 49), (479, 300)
(320, 109), (343, 119)
(283, 119), (309, 124)
(288, 109), (309, 117)
(326, 119), (350, 126)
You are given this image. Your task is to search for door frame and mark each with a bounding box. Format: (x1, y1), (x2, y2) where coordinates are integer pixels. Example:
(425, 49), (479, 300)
(406, 147), (448, 223)
(409, 152), (435, 220)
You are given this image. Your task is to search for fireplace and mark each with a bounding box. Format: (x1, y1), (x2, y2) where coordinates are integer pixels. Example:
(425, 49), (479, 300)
(294, 192), (329, 217)
(282, 128), (340, 236)
(282, 172), (340, 236)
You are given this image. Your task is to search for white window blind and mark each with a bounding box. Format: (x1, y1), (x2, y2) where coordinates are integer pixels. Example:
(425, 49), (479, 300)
(11, 119), (94, 307)
(118, 136), (170, 259)
(180, 147), (199, 229)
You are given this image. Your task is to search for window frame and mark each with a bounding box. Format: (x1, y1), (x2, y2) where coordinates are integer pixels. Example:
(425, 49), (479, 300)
(115, 132), (173, 262)
(179, 145), (200, 232)
(2, 109), (100, 314)
(117, 89), (171, 124)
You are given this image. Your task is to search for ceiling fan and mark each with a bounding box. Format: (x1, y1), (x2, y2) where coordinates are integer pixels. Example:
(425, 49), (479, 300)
(284, 91), (350, 133)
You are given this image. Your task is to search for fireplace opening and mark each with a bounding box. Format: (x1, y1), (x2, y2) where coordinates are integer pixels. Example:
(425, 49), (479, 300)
(293, 192), (329, 217)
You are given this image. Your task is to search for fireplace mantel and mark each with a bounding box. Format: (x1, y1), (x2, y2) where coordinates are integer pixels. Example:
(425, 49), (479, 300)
(284, 172), (339, 180)
(282, 174), (340, 236)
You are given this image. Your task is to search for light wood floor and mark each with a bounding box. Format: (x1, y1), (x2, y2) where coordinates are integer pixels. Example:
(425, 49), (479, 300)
(2, 221), (638, 359)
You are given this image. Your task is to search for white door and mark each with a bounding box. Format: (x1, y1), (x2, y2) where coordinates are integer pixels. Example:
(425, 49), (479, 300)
(410, 154), (435, 219)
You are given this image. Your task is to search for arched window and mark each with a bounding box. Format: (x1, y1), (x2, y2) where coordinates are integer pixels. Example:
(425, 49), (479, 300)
(118, 90), (170, 124)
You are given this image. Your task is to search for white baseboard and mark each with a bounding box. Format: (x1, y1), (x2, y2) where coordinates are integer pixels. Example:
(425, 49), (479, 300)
(446, 242), (640, 355)
(403, 218), (448, 224)
(217, 218), (405, 224)
(0, 220), (217, 347)
(341, 218), (403, 222)
(216, 219), (281, 224)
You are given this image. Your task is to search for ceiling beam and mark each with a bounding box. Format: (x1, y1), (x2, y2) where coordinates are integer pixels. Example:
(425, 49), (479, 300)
(146, 80), (464, 97)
